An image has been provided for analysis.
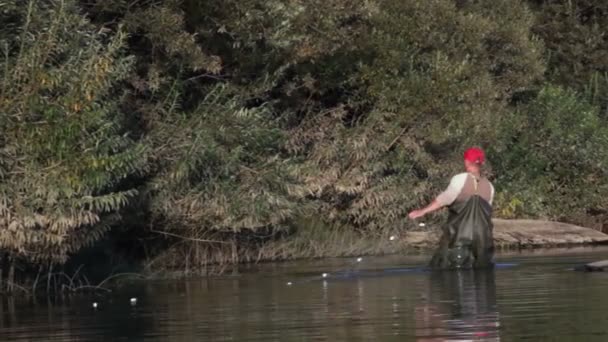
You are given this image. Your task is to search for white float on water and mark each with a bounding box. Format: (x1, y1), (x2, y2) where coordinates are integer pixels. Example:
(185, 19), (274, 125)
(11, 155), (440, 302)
(356, 257), (363, 262)
(130, 298), (137, 305)
(389, 235), (396, 241)
(322, 273), (329, 278)
(92, 302), (98, 309)
(418, 222), (426, 227)
(286, 281), (293, 286)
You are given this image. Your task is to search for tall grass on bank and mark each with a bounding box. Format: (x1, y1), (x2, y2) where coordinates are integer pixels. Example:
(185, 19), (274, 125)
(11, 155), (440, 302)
(143, 218), (424, 276)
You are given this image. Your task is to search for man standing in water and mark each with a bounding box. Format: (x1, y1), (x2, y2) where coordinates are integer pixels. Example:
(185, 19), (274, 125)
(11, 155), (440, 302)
(408, 147), (495, 269)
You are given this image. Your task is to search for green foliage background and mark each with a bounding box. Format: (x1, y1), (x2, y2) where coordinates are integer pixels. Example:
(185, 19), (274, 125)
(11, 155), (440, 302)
(1, 0), (608, 284)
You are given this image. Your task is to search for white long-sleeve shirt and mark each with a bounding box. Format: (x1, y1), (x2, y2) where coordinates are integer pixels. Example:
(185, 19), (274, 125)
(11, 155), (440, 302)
(435, 173), (494, 207)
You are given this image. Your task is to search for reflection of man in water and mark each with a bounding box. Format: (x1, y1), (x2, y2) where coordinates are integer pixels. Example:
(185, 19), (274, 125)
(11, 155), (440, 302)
(415, 270), (501, 341)
(408, 147), (495, 269)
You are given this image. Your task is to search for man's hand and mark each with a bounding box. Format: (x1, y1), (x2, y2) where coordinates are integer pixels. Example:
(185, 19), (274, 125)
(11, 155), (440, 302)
(408, 209), (426, 220)
(409, 199), (443, 220)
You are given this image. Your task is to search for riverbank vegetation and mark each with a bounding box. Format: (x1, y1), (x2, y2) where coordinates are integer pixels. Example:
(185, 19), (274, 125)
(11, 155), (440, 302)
(1, 0), (608, 292)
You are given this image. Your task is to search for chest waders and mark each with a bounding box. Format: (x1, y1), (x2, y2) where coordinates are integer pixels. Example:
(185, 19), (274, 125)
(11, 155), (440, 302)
(429, 175), (495, 269)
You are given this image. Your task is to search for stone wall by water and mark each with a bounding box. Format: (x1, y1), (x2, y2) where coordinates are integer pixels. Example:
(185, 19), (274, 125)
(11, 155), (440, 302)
(403, 219), (608, 249)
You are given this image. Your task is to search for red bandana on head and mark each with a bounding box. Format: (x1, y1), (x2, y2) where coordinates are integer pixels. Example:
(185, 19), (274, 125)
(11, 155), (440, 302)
(464, 147), (485, 165)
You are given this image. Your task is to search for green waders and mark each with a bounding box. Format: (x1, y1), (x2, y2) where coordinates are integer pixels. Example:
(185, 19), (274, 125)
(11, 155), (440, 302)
(429, 195), (494, 269)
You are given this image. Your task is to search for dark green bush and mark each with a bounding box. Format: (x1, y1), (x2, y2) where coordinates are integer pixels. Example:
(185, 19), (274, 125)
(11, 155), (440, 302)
(491, 86), (608, 222)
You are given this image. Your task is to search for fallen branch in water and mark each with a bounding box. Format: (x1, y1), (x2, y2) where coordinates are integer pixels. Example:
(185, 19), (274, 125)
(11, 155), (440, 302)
(96, 272), (146, 288)
(6, 281), (29, 294)
(150, 228), (229, 244)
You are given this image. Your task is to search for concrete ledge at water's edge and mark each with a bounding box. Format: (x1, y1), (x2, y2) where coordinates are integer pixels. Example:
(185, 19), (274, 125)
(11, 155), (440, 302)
(402, 219), (608, 249)
(492, 219), (608, 248)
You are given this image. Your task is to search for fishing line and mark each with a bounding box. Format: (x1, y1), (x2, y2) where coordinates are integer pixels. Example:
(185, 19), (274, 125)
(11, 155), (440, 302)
(285, 220), (427, 286)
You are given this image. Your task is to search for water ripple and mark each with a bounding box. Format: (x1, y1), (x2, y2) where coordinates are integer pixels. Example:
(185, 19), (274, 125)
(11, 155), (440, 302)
(2, 247), (608, 341)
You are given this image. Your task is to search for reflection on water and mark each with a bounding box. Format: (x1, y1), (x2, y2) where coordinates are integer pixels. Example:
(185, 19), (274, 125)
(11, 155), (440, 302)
(2, 247), (608, 341)
(415, 270), (499, 341)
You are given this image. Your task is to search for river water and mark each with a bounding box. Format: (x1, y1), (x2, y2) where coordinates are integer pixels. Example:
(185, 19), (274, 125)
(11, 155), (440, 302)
(2, 246), (608, 341)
